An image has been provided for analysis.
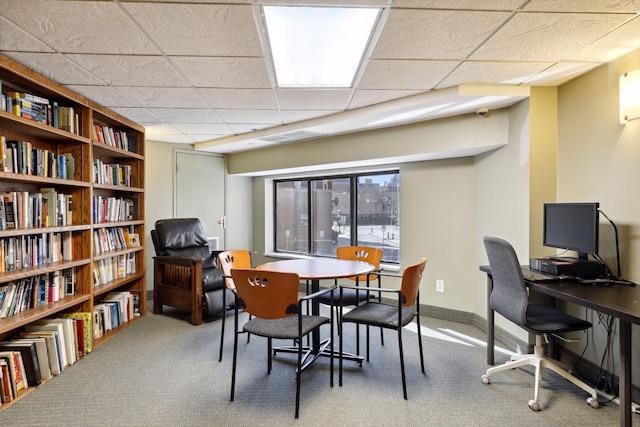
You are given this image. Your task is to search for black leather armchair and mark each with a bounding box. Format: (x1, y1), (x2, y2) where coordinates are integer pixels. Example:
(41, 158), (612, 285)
(151, 218), (229, 325)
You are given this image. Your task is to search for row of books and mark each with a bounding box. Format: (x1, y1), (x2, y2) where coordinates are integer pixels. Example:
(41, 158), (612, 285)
(93, 158), (132, 187)
(93, 254), (136, 287)
(0, 313), (93, 404)
(0, 231), (73, 272)
(0, 136), (75, 179)
(92, 124), (136, 153)
(0, 89), (80, 135)
(0, 190), (73, 230)
(0, 268), (77, 319)
(93, 290), (141, 339)
(93, 227), (139, 256)
(92, 196), (135, 223)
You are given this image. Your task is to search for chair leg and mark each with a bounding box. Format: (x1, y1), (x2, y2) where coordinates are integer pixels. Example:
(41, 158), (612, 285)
(416, 316), (425, 373)
(295, 330), (303, 419)
(230, 308), (239, 402)
(219, 290), (227, 362)
(268, 338), (273, 374)
(397, 326), (407, 400)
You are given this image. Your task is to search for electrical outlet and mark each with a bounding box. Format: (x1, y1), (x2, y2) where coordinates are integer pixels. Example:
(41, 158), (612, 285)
(436, 280), (444, 292)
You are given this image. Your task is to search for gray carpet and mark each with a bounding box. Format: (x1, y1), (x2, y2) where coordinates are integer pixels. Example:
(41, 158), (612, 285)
(0, 304), (637, 427)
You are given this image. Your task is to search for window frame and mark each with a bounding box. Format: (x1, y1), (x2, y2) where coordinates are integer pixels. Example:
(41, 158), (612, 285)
(273, 170), (399, 263)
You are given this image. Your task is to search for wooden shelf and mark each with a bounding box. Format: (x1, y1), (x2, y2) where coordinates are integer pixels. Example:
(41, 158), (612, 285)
(0, 53), (146, 409)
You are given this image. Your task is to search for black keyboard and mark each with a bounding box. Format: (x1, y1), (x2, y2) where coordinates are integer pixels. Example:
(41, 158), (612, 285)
(521, 268), (558, 282)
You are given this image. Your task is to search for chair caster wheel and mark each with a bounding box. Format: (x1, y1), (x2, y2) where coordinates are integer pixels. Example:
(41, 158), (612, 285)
(528, 400), (540, 411)
(481, 374), (490, 384)
(587, 397), (599, 409)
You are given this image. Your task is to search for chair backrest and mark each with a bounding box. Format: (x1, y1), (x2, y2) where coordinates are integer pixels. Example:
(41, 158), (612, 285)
(231, 269), (301, 320)
(399, 258), (427, 307)
(217, 250), (253, 289)
(153, 218), (216, 268)
(336, 246), (383, 281)
(483, 236), (529, 327)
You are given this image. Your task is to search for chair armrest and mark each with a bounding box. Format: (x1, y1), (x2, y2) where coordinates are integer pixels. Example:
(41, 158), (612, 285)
(154, 255), (204, 267)
(301, 285), (338, 302)
(339, 284), (401, 295)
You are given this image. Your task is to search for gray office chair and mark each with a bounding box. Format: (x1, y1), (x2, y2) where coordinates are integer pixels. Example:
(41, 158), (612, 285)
(481, 236), (599, 411)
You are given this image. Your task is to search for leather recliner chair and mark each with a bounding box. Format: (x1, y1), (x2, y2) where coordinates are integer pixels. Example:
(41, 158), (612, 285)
(151, 218), (229, 325)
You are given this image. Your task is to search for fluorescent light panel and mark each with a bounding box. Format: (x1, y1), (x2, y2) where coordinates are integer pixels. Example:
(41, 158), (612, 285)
(264, 6), (379, 88)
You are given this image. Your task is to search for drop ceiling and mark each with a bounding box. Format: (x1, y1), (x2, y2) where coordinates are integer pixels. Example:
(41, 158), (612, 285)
(1, 0), (640, 154)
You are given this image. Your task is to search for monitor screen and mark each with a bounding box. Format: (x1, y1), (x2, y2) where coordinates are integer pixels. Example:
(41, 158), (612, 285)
(543, 202), (600, 260)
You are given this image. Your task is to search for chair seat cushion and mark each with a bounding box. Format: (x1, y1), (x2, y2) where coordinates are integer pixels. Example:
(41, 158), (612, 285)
(317, 287), (374, 306)
(243, 315), (330, 339)
(525, 303), (592, 333)
(202, 267), (225, 292)
(341, 302), (415, 329)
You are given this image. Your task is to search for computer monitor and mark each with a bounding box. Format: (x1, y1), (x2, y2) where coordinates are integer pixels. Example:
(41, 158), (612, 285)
(543, 202), (600, 261)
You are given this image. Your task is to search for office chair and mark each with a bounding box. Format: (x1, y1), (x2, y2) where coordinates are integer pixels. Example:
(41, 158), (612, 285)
(316, 246), (384, 360)
(339, 258), (426, 399)
(229, 268), (334, 419)
(216, 250), (254, 362)
(481, 236), (599, 411)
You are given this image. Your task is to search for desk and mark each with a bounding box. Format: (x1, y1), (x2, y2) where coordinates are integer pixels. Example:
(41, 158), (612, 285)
(257, 258), (375, 364)
(480, 266), (640, 427)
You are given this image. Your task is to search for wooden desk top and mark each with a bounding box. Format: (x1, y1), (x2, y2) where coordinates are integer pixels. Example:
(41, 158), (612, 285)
(480, 265), (640, 325)
(257, 258), (374, 280)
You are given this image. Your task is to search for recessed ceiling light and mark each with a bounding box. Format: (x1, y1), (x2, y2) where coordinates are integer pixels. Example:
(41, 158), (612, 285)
(263, 6), (379, 88)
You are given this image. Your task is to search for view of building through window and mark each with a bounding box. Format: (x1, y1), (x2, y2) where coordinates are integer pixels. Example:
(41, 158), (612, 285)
(275, 171), (399, 263)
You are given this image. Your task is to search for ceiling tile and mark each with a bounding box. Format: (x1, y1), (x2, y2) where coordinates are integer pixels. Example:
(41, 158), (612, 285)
(372, 9), (511, 60)
(171, 123), (234, 134)
(123, 2), (262, 56)
(1, 0), (159, 54)
(523, 62), (601, 86)
(566, 16), (640, 62)
(171, 56), (271, 88)
(0, 16), (54, 52)
(358, 59), (459, 90)
(149, 108), (224, 124)
(228, 123), (273, 134)
(119, 87), (209, 108)
(66, 85), (141, 108)
(110, 107), (164, 124)
(215, 109), (282, 124)
(67, 54), (189, 87)
(281, 110), (341, 123)
(523, 0), (640, 12)
(350, 89), (427, 109)
(438, 61), (555, 88)
(277, 89), (352, 110)
(196, 88), (278, 109)
(2, 52), (106, 85)
(392, 0), (527, 9)
(471, 12), (635, 62)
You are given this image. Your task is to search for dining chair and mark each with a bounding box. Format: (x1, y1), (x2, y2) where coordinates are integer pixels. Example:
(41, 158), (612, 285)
(316, 246), (384, 360)
(481, 236), (599, 411)
(229, 268), (335, 419)
(216, 250), (254, 362)
(339, 258), (426, 399)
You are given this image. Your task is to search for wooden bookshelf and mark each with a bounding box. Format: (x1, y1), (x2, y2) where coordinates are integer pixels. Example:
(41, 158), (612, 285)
(0, 54), (145, 409)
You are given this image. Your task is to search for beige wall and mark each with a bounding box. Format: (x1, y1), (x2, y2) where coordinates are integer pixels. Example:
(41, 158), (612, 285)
(556, 49), (640, 382)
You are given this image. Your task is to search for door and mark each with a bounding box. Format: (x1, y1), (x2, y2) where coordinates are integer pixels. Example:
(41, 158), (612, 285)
(174, 150), (225, 249)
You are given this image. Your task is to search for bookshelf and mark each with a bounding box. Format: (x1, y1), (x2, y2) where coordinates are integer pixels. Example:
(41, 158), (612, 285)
(0, 54), (145, 407)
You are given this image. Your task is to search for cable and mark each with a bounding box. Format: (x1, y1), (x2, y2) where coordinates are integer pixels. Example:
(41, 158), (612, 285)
(598, 209), (621, 277)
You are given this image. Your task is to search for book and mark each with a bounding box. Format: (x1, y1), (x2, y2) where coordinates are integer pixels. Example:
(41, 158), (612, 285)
(19, 332), (61, 376)
(0, 358), (12, 403)
(24, 324), (67, 370)
(12, 337), (51, 381)
(61, 312), (92, 355)
(0, 341), (42, 386)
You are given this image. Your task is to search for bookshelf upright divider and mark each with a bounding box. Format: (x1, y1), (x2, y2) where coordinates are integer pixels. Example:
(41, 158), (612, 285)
(0, 54), (145, 408)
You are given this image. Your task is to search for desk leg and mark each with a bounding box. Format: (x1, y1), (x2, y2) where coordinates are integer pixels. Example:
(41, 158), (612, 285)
(486, 274), (495, 366)
(619, 319), (631, 427)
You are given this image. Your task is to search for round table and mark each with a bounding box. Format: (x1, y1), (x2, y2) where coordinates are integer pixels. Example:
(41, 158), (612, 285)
(257, 258), (375, 366)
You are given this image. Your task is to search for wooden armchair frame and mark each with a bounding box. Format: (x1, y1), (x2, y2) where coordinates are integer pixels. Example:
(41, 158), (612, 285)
(153, 255), (205, 326)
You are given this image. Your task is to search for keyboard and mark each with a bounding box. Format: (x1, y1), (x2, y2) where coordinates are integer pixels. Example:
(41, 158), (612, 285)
(520, 267), (558, 282)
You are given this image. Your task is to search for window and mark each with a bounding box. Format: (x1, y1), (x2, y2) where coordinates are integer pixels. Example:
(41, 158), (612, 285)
(275, 171), (399, 263)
